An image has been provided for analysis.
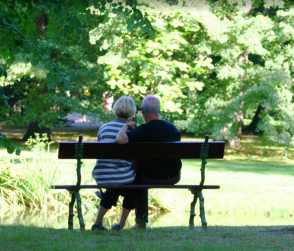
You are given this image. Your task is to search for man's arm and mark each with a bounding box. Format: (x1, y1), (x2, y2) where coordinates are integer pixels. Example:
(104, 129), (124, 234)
(116, 124), (129, 144)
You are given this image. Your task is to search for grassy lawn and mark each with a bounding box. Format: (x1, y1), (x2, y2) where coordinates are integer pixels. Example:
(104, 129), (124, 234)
(150, 158), (294, 227)
(1, 224), (294, 251)
(1, 134), (294, 250)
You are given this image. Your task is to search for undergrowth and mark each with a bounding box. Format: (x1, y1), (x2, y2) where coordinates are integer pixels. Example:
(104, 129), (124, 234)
(0, 135), (167, 217)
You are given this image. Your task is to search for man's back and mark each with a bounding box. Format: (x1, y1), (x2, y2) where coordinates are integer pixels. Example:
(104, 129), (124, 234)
(127, 120), (182, 180)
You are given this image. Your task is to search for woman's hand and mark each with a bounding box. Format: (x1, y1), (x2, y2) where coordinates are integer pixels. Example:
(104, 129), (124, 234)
(127, 116), (136, 129)
(116, 124), (129, 144)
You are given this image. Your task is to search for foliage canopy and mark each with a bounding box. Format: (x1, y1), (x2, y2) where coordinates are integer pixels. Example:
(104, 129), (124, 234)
(0, 0), (293, 148)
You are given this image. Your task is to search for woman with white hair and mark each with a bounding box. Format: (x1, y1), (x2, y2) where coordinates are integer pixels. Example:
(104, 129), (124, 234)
(91, 95), (137, 231)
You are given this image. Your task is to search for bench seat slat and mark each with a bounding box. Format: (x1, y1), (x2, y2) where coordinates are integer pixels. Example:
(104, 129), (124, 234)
(52, 184), (220, 190)
(58, 141), (225, 159)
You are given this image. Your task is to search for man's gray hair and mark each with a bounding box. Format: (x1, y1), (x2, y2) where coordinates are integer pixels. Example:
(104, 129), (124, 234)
(141, 95), (160, 115)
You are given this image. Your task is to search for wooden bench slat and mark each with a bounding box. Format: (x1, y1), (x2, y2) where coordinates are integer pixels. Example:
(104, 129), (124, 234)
(52, 184), (220, 190)
(58, 141), (225, 159)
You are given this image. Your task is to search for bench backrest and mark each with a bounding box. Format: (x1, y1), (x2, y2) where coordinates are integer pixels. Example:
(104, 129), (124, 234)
(58, 141), (225, 159)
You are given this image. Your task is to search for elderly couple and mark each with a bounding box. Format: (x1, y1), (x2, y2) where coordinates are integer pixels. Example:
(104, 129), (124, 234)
(91, 95), (181, 231)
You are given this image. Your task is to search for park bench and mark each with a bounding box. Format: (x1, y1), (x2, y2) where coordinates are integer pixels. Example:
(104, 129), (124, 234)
(52, 136), (225, 231)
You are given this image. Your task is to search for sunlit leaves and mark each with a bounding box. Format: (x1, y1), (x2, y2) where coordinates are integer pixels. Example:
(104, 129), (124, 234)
(1, 0), (293, 149)
(1, 62), (48, 86)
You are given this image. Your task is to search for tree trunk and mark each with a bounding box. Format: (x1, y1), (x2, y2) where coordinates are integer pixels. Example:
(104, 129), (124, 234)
(22, 121), (51, 141)
(243, 104), (264, 135)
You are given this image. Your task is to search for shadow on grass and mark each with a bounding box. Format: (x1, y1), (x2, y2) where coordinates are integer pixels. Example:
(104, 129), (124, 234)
(1, 224), (294, 251)
(204, 159), (294, 176)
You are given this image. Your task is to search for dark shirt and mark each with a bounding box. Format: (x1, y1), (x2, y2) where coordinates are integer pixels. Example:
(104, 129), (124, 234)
(127, 119), (182, 180)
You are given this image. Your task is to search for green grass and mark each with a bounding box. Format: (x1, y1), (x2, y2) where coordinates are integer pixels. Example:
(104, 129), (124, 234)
(150, 158), (294, 227)
(1, 225), (294, 251)
(1, 137), (294, 227)
(1, 134), (294, 250)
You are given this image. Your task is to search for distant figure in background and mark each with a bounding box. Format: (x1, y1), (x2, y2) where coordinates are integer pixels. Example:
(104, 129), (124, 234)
(117, 95), (182, 228)
(103, 91), (114, 112)
(91, 96), (137, 231)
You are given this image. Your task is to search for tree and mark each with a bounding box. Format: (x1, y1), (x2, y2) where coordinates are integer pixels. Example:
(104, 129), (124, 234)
(0, 0), (153, 132)
(96, 0), (293, 148)
(0, 0), (293, 150)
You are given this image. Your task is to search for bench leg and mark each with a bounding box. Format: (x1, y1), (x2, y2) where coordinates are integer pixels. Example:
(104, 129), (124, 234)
(198, 191), (207, 228)
(189, 191), (198, 228)
(76, 191), (85, 231)
(68, 191), (76, 230)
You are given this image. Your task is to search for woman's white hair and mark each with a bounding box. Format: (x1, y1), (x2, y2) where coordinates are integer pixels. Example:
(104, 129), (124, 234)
(112, 96), (136, 119)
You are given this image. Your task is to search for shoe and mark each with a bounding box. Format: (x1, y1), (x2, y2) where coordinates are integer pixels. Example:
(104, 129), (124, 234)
(111, 223), (123, 231)
(91, 224), (107, 231)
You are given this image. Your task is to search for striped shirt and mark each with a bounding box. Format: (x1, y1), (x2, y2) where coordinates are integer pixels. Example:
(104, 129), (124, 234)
(92, 120), (135, 185)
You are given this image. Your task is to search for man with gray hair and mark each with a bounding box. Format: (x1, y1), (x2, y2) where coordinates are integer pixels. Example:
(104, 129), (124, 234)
(117, 95), (182, 228)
